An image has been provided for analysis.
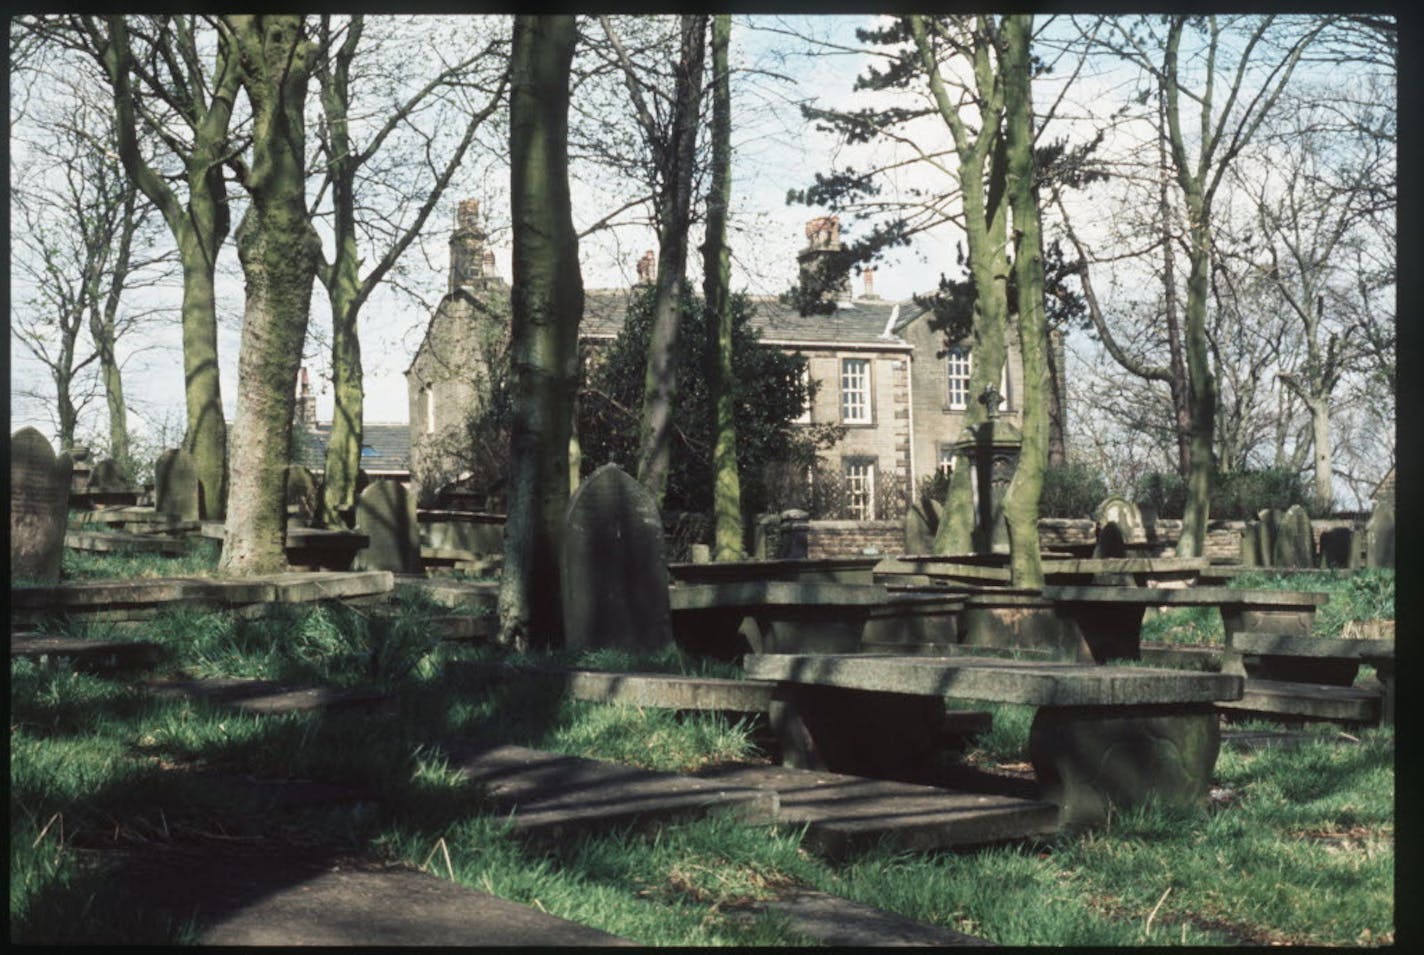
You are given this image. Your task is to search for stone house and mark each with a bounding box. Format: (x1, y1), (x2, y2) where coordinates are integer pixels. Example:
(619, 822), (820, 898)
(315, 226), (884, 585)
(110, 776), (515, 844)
(405, 202), (1063, 517)
(290, 369), (411, 482)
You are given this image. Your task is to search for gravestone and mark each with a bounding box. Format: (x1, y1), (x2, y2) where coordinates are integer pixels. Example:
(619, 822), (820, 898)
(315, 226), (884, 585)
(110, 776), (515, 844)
(753, 513), (781, 559)
(285, 465), (320, 524)
(11, 428), (73, 583)
(1255, 509), (1279, 568)
(1092, 521), (1127, 559)
(1273, 505), (1315, 568)
(780, 509), (810, 559)
(1239, 523), (1261, 566)
(1094, 496), (1146, 544)
(353, 479), (422, 574)
(154, 448), (199, 521)
(1366, 499), (1394, 568)
(561, 464), (673, 653)
(1316, 527), (1355, 569)
(88, 458), (130, 492)
(68, 445), (93, 491)
(903, 503), (935, 555)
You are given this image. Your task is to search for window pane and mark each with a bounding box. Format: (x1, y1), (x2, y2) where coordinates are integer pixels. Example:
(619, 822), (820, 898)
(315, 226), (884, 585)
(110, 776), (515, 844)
(841, 358), (870, 422)
(844, 459), (875, 520)
(947, 347), (971, 409)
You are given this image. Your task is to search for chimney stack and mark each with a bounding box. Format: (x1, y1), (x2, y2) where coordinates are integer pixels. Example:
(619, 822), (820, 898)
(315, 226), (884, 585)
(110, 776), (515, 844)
(636, 249), (656, 285)
(448, 198), (488, 293)
(862, 267), (877, 300)
(797, 216), (851, 302)
(296, 367), (317, 427)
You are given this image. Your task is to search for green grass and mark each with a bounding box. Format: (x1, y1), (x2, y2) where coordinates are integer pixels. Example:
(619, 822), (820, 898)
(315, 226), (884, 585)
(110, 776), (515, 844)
(10, 556), (1396, 945)
(56, 536), (222, 582)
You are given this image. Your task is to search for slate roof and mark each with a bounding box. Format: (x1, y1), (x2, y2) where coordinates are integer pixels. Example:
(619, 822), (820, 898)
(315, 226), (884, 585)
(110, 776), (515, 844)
(581, 289), (921, 349)
(293, 422), (410, 473)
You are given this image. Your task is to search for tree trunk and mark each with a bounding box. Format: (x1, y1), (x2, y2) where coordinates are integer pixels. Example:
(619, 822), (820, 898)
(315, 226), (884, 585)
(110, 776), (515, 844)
(1158, 88), (1192, 479)
(1177, 214), (1216, 558)
(703, 15), (743, 562)
(1000, 14), (1048, 589)
(498, 14), (582, 651)
(90, 309), (129, 464)
(219, 14), (320, 576)
(1308, 395), (1332, 512)
(636, 14), (707, 508)
(933, 143), (1010, 554)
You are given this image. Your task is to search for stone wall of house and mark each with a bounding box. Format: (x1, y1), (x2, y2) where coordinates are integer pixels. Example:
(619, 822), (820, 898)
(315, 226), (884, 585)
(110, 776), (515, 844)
(800, 348), (913, 506)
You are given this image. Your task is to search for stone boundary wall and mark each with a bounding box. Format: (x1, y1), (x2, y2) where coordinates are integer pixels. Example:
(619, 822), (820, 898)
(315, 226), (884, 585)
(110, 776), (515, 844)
(798, 520), (905, 559)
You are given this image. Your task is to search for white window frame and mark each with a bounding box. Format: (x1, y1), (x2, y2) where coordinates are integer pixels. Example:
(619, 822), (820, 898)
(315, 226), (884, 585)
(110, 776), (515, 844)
(937, 445), (957, 476)
(841, 358), (871, 424)
(423, 385), (436, 434)
(844, 458), (876, 520)
(947, 347), (1010, 412)
(947, 347), (971, 410)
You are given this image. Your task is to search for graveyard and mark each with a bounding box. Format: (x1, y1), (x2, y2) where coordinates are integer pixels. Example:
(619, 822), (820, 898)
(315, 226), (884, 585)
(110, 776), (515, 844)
(10, 10), (1395, 948)
(10, 426), (1395, 946)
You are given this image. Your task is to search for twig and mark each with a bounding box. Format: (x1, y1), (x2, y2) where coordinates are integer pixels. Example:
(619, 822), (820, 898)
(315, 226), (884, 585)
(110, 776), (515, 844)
(423, 836), (456, 881)
(1144, 885), (1172, 936)
(32, 812), (61, 850)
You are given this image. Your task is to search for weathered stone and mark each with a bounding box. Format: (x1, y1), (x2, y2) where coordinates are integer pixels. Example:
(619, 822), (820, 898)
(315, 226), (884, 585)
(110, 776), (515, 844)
(10, 427), (73, 583)
(1092, 521), (1127, 558)
(903, 501), (936, 554)
(11, 633), (162, 672)
(285, 464), (320, 523)
(1365, 498), (1394, 568)
(437, 741), (777, 843)
(1272, 504), (1315, 568)
(695, 763), (1057, 862)
(1316, 527), (1356, 569)
(1029, 704), (1220, 829)
(64, 530), (186, 555)
(353, 479), (423, 574)
(1095, 495), (1145, 543)
(154, 448), (199, 521)
(739, 887), (998, 946)
(561, 464), (673, 653)
(1217, 679), (1382, 724)
(418, 510), (505, 554)
(1239, 523), (1261, 566)
(88, 458), (130, 492)
(1256, 508), (1279, 567)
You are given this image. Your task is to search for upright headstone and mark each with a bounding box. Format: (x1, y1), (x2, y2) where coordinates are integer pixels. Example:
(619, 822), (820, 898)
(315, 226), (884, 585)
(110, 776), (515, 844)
(1272, 505), (1315, 568)
(353, 479), (423, 574)
(780, 509), (810, 559)
(11, 428), (73, 583)
(1255, 508), (1279, 568)
(1366, 499), (1394, 568)
(88, 458), (130, 492)
(1095, 496), (1146, 544)
(285, 465), (320, 524)
(154, 448), (199, 521)
(68, 445), (93, 491)
(561, 464), (673, 653)
(1239, 522), (1261, 566)
(1092, 521), (1127, 558)
(1317, 527), (1354, 569)
(904, 502), (935, 554)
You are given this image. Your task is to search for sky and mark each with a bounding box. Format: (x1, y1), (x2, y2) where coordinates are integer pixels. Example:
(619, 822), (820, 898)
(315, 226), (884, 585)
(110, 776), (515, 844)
(8, 13), (1396, 510)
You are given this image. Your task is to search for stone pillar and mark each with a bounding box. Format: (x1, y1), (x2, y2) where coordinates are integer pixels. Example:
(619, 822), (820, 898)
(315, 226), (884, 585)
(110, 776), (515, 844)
(951, 387), (1021, 555)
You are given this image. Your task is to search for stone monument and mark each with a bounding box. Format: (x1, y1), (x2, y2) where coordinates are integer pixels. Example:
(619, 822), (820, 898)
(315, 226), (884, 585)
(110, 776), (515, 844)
(353, 479), (423, 574)
(11, 428), (73, 583)
(560, 464), (673, 653)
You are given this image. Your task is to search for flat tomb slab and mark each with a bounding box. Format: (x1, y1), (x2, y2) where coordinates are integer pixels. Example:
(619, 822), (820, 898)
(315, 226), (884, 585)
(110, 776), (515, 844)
(1138, 644), (1222, 670)
(1044, 585), (1328, 608)
(1229, 632), (1394, 660)
(11, 571), (394, 612)
(1216, 679), (1381, 723)
(399, 577), (500, 610)
(667, 556), (882, 585)
(142, 678), (389, 715)
(64, 531), (186, 554)
(11, 633), (161, 670)
(669, 580), (894, 611)
(745, 888), (996, 947)
(694, 762), (1058, 859)
(447, 660), (775, 711)
(105, 845), (635, 946)
(743, 654), (1243, 706)
(437, 741), (778, 842)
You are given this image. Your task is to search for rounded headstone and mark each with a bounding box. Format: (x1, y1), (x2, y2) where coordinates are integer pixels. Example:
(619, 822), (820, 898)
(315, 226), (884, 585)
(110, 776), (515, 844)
(1092, 521), (1127, 559)
(154, 448), (199, 521)
(1273, 505), (1315, 568)
(11, 428), (73, 583)
(1366, 499), (1394, 568)
(1095, 496), (1145, 544)
(561, 464), (672, 653)
(89, 458), (130, 492)
(353, 479), (423, 574)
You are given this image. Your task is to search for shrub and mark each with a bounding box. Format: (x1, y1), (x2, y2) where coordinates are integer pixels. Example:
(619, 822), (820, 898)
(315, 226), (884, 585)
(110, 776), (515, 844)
(1039, 463), (1108, 518)
(1134, 470), (1187, 518)
(1212, 468), (1317, 519)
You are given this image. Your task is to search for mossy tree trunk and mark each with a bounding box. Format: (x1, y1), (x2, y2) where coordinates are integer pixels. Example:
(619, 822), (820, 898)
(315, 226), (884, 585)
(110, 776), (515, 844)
(91, 15), (237, 518)
(703, 15), (744, 561)
(909, 15), (1010, 555)
(498, 14), (582, 651)
(1000, 13), (1048, 589)
(219, 14), (320, 575)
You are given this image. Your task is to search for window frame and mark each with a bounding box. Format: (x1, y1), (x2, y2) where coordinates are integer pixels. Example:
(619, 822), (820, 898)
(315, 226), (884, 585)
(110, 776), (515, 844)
(843, 456), (877, 520)
(840, 357), (872, 424)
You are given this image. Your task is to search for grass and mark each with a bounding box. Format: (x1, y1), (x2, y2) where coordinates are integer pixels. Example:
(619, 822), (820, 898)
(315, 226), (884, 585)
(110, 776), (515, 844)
(56, 535), (222, 582)
(10, 556), (1396, 945)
